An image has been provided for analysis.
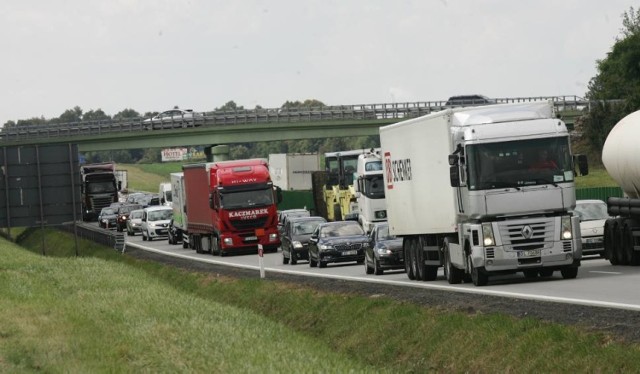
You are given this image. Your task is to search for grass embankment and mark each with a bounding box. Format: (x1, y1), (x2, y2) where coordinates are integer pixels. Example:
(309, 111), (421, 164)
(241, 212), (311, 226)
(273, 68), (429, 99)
(2, 229), (640, 372)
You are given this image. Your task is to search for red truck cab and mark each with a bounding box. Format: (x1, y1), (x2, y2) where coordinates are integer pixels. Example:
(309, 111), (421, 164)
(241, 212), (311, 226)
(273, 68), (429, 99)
(183, 159), (281, 256)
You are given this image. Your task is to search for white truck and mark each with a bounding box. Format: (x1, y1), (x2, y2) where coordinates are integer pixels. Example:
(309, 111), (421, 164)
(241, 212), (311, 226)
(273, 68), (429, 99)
(380, 101), (583, 286)
(354, 148), (387, 233)
(268, 153), (321, 191)
(159, 182), (172, 207)
(602, 109), (640, 265)
(168, 172), (188, 247)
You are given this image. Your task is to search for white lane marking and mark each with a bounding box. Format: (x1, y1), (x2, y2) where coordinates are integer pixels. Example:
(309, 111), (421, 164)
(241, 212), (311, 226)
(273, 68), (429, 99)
(589, 271), (623, 275)
(126, 243), (640, 312)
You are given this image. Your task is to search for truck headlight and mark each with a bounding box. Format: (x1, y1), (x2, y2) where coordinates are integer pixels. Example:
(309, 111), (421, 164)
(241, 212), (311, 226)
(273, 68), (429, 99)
(223, 238), (233, 246)
(292, 241), (303, 249)
(269, 233), (278, 242)
(561, 216), (572, 240)
(375, 210), (387, 219)
(482, 223), (495, 247)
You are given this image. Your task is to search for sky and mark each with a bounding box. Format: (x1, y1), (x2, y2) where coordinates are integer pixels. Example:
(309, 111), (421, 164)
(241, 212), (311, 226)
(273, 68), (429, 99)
(0, 0), (636, 125)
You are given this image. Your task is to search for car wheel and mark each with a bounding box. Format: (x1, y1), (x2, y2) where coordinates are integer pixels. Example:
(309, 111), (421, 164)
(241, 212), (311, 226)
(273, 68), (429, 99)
(373, 257), (383, 275)
(539, 269), (554, 277)
(282, 251), (289, 265)
(560, 266), (578, 279)
(523, 269), (538, 279)
(147, 232), (153, 241)
(290, 254), (297, 265)
(319, 260), (327, 268)
(365, 256), (374, 275)
(309, 252), (317, 267)
(142, 231), (147, 241)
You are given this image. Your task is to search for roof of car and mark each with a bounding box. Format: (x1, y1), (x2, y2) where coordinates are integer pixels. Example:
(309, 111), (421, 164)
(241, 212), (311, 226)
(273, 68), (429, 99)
(143, 206), (173, 212)
(287, 216), (326, 224)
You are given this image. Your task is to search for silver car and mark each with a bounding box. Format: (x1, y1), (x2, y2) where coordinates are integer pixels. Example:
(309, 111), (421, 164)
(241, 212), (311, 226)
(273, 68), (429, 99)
(143, 109), (204, 130)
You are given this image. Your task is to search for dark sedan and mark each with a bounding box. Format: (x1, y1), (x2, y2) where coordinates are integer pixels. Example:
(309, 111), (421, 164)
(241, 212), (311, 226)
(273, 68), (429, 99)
(98, 207), (118, 229)
(116, 203), (143, 232)
(282, 216), (326, 265)
(308, 221), (369, 268)
(364, 222), (404, 275)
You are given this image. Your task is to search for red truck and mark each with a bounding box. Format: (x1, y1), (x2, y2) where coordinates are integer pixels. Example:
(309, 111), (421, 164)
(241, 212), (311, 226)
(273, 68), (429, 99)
(182, 159), (282, 256)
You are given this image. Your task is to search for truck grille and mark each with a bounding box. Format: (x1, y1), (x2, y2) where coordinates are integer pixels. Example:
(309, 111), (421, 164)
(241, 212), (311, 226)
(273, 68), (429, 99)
(497, 218), (555, 252)
(334, 243), (362, 251)
(90, 197), (113, 212)
(230, 217), (268, 231)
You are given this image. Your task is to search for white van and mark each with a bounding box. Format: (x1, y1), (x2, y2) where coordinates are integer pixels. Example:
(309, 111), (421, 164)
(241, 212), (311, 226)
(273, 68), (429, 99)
(141, 206), (173, 241)
(159, 182), (172, 207)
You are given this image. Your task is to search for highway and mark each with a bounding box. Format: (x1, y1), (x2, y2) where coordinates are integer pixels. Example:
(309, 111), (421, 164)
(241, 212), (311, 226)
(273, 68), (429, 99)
(123, 233), (640, 312)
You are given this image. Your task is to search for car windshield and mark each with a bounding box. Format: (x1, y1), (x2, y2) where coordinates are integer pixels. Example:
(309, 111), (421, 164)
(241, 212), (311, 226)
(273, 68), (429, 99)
(293, 220), (323, 235)
(574, 202), (609, 221)
(320, 223), (364, 238)
(148, 210), (172, 221)
(377, 226), (396, 241)
(101, 208), (115, 215)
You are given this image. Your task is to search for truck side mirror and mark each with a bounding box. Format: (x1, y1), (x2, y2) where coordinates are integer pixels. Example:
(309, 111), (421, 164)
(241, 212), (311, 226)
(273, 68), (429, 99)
(209, 192), (218, 210)
(449, 165), (460, 187)
(275, 186), (283, 204)
(448, 154), (459, 166)
(117, 181), (122, 191)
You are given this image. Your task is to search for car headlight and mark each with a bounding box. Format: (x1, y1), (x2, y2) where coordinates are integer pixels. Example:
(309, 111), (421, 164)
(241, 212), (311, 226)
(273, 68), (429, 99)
(376, 246), (391, 255)
(319, 244), (333, 251)
(561, 216), (572, 240)
(292, 241), (303, 249)
(482, 222), (495, 247)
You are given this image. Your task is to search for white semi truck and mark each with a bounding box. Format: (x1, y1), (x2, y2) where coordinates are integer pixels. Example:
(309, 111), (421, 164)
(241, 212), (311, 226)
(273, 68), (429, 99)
(268, 153), (321, 191)
(602, 110), (640, 265)
(380, 101), (583, 286)
(354, 148), (387, 233)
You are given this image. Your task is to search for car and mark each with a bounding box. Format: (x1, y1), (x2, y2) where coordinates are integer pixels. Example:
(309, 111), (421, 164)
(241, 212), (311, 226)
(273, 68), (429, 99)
(141, 206), (173, 241)
(278, 208), (311, 236)
(574, 199), (610, 256)
(115, 203), (143, 232)
(143, 109), (204, 130)
(98, 207), (118, 229)
(126, 209), (144, 236)
(308, 220), (369, 268)
(281, 216), (327, 265)
(445, 94), (495, 107)
(364, 222), (404, 275)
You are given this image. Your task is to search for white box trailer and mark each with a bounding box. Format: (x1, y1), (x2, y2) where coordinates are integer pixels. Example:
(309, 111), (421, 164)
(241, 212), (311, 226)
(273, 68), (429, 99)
(268, 153), (321, 191)
(380, 101), (582, 286)
(168, 172), (189, 247)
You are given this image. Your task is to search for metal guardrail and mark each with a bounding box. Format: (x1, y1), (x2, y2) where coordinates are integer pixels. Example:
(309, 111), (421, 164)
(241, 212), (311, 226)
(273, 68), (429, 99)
(0, 95), (590, 142)
(59, 221), (125, 252)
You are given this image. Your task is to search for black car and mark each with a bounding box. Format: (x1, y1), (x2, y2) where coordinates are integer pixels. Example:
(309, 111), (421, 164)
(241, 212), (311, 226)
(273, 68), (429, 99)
(282, 216), (326, 265)
(278, 208), (311, 236)
(364, 222), (404, 275)
(98, 207), (118, 229)
(308, 221), (369, 268)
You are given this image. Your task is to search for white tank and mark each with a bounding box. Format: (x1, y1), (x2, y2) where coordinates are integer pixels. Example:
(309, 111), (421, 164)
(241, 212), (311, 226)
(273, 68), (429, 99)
(602, 110), (640, 199)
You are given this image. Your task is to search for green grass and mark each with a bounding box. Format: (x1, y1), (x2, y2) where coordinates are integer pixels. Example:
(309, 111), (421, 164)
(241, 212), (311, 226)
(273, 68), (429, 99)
(575, 166), (618, 188)
(5, 228), (640, 373)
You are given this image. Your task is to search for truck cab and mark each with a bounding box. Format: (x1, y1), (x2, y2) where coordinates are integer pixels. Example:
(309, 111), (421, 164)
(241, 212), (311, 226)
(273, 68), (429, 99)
(354, 148), (387, 233)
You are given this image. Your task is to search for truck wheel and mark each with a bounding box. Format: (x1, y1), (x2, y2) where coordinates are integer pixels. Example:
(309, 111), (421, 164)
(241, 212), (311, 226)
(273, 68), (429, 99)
(539, 269), (554, 277)
(182, 239), (189, 249)
(467, 255), (488, 286)
(444, 242), (462, 284)
(404, 245), (415, 280)
(195, 236), (203, 254)
(613, 221), (628, 265)
(560, 266), (578, 279)
(623, 223), (639, 265)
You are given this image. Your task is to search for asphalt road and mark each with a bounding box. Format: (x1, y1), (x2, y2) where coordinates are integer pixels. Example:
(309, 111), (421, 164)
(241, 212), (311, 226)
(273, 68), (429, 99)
(123, 233), (640, 312)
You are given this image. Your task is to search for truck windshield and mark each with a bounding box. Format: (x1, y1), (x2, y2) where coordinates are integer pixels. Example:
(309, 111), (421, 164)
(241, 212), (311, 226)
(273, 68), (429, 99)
(87, 181), (116, 194)
(220, 188), (273, 209)
(362, 175), (385, 199)
(466, 137), (573, 191)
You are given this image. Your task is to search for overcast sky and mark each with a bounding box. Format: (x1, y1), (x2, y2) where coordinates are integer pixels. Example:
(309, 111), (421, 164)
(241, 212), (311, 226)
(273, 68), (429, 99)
(0, 1), (636, 124)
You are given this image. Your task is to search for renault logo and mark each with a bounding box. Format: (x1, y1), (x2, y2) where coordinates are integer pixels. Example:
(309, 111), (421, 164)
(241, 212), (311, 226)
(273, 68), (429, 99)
(521, 225), (533, 239)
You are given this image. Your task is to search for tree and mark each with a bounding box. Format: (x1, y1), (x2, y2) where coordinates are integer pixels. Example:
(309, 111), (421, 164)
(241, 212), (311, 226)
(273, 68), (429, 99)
(113, 109), (141, 120)
(216, 101), (244, 112)
(57, 106), (83, 124)
(583, 6), (640, 156)
(83, 109), (111, 122)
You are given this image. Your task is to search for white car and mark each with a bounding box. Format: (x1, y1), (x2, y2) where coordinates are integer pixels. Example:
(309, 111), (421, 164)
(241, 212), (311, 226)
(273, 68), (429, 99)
(574, 199), (610, 256)
(143, 109), (204, 130)
(141, 206), (173, 241)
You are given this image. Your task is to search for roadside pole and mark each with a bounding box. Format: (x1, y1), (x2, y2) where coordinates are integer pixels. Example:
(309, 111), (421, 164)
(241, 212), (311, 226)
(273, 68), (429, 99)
(258, 244), (265, 279)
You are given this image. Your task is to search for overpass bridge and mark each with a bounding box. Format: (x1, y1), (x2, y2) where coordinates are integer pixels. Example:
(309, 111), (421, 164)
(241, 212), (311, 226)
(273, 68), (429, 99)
(0, 95), (589, 152)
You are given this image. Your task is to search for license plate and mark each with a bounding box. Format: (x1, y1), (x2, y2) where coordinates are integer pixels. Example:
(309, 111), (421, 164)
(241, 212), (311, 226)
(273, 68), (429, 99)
(585, 237), (602, 244)
(245, 236), (257, 241)
(518, 249), (541, 258)
(342, 250), (357, 256)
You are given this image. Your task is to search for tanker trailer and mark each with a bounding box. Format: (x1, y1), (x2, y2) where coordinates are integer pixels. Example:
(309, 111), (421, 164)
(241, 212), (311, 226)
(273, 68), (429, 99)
(602, 110), (640, 265)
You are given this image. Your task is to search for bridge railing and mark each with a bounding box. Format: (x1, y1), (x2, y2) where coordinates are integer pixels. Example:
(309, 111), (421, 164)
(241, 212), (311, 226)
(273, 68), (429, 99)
(0, 95), (590, 142)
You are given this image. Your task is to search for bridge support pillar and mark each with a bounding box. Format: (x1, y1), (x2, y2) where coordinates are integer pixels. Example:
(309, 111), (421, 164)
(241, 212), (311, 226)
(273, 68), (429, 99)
(204, 145), (230, 162)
